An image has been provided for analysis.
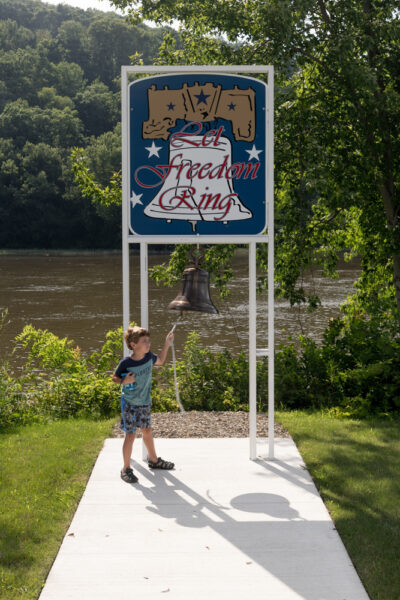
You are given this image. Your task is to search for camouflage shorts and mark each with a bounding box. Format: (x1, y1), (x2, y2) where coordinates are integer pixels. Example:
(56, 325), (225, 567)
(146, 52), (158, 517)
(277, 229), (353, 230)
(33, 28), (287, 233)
(120, 399), (151, 434)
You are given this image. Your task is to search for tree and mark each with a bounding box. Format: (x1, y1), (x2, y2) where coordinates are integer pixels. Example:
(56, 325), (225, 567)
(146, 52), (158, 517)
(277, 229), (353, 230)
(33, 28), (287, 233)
(37, 86), (75, 110)
(83, 123), (121, 187)
(0, 99), (84, 148)
(70, 126), (122, 231)
(75, 80), (119, 136)
(0, 141), (66, 247)
(0, 18), (35, 51)
(52, 60), (86, 98)
(88, 15), (144, 87)
(0, 0), (167, 250)
(56, 19), (90, 69)
(0, 137), (20, 246)
(0, 46), (52, 105)
(108, 0), (400, 324)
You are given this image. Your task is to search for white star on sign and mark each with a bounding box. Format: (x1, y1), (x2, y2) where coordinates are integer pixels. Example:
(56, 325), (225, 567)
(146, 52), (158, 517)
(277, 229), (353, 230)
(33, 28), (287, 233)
(145, 141), (162, 158)
(245, 145), (263, 161)
(130, 191), (143, 208)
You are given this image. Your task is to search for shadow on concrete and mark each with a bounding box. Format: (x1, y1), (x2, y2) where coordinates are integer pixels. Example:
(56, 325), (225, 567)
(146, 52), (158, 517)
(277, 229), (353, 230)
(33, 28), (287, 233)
(129, 459), (360, 598)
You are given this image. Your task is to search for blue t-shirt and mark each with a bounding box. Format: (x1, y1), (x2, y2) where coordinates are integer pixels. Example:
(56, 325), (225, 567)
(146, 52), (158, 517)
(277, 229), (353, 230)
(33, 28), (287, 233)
(115, 352), (157, 406)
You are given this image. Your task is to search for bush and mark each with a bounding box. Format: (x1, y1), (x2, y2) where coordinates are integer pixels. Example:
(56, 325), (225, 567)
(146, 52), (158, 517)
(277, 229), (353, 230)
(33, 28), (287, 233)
(0, 362), (39, 428)
(274, 316), (400, 417)
(177, 332), (249, 411)
(32, 373), (120, 419)
(274, 337), (340, 410)
(2, 314), (400, 428)
(153, 332), (250, 412)
(0, 325), (122, 429)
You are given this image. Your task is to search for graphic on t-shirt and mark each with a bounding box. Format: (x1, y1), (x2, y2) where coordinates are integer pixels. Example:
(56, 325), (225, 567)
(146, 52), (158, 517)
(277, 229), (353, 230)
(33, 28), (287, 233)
(116, 353), (157, 406)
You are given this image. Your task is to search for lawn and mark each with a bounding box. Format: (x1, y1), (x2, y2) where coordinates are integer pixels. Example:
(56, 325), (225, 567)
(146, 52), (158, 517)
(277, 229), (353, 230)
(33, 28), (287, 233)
(1, 413), (399, 600)
(0, 418), (115, 600)
(276, 410), (400, 600)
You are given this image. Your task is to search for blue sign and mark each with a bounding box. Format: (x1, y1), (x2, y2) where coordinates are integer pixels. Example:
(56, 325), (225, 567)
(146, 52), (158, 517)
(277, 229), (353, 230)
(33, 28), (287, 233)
(129, 73), (267, 236)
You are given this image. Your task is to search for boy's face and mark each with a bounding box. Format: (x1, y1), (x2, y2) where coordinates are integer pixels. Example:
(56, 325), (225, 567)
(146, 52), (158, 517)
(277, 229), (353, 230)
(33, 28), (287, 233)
(131, 335), (151, 355)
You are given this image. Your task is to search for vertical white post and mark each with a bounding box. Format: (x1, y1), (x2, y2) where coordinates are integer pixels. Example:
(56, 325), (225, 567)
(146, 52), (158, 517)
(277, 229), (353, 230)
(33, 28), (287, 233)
(121, 67), (130, 356)
(249, 242), (257, 459)
(267, 67), (275, 460)
(140, 241), (149, 460)
(140, 242), (149, 329)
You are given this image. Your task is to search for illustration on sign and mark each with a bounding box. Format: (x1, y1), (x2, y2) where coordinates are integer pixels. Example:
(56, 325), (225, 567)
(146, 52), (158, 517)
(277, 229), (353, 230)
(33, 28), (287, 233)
(129, 74), (267, 235)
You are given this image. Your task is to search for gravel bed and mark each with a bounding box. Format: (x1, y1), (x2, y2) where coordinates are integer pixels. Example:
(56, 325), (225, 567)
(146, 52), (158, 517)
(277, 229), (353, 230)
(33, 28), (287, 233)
(112, 411), (290, 439)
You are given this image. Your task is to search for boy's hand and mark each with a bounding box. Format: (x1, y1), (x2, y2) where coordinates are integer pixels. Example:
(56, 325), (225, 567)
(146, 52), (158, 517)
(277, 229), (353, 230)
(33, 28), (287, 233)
(155, 331), (174, 366)
(123, 372), (135, 385)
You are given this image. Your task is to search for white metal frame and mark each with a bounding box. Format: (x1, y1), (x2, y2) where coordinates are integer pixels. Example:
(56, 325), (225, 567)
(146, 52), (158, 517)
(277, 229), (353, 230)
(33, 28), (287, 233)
(121, 65), (274, 460)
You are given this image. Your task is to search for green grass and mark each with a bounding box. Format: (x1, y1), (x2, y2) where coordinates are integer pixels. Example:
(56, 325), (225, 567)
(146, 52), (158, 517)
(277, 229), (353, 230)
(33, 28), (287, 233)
(0, 418), (115, 600)
(1, 413), (400, 600)
(276, 410), (400, 600)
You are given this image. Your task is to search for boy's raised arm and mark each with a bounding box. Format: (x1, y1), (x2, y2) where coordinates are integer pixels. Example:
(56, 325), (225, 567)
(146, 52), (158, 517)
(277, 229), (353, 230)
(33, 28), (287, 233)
(155, 331), (174, 366)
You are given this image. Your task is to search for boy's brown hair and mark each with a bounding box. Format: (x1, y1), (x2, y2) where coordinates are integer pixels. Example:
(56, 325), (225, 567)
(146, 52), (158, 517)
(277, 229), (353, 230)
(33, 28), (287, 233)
(124, 326), (150, 349)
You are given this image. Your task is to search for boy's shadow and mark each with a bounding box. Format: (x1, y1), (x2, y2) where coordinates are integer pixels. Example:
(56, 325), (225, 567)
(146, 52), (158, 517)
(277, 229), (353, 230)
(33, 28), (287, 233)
(129, 460), (340, 598)
(134, 460), (300, 527)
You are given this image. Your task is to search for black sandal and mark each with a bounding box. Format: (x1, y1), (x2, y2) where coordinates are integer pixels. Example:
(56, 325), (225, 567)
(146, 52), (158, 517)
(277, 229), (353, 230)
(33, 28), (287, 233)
(120, 467), (138, 483)
(148, 457), (174, 470)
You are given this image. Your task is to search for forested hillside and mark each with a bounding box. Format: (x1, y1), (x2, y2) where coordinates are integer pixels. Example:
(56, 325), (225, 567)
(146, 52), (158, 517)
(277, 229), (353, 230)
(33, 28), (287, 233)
(0, 0), (167, 248)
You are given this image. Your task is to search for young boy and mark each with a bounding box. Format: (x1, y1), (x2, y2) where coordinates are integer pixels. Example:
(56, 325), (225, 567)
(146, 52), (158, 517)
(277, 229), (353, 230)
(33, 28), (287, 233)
(112, 326), (175, 483)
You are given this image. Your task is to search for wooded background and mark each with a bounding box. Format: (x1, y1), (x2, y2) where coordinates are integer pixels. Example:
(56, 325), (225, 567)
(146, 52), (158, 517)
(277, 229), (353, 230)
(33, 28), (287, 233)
(0, 0), (171, 248)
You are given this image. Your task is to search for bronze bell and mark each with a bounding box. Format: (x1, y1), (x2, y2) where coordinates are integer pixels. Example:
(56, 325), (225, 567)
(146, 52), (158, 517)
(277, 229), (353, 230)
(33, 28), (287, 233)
(168, 266), (219, 314)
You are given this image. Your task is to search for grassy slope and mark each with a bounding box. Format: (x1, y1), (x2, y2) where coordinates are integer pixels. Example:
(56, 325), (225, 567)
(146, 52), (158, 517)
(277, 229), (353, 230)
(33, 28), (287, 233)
(276, 411), (400, 600)
(0, 419), (115, 600)
(1, 413), (400, 599)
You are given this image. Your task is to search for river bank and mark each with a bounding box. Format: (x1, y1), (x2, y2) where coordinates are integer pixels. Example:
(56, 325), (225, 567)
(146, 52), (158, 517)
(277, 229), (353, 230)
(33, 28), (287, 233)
(0, 246), (173, 256)
(0, 251), (360, 371)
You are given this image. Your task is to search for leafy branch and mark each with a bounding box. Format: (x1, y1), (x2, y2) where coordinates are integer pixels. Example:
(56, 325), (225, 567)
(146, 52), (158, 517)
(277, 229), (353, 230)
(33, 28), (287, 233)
(71, 147), (122, 207)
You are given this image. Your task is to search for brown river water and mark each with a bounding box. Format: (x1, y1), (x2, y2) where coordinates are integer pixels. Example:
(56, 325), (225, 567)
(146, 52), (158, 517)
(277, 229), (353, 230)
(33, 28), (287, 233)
(0, 251), (360, 372)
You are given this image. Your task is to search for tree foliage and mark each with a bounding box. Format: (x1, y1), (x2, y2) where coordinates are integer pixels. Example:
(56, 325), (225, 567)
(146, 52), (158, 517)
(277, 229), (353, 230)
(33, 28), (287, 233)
(0, 0), (171, 248)
(108, 0), (400, 323)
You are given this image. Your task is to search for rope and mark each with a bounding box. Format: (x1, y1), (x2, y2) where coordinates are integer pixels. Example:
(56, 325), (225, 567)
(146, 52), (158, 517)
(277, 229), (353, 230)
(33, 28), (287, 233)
(171, 315), (185, 413)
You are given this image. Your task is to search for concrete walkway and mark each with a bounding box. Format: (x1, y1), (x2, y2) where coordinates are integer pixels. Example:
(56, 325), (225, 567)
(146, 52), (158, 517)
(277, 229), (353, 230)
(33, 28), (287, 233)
(39, 438), (369, 600)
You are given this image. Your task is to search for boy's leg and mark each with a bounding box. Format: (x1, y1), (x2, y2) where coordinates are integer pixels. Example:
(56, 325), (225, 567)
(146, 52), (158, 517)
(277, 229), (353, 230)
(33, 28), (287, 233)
(120, 401), (140, 482)
(142, 428), (175, 470)
(141, 428), (157, 463)
(122, 433), (136, 470)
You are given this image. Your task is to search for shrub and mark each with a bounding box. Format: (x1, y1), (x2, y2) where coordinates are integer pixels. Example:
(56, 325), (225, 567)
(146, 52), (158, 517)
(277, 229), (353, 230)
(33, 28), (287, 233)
(321, 317), (400, 417)
(274, 316), (400, 417)
(0, 325), (122, 428)
(30, 373), (120, 419)
(153, 332), (251, 412)
(174, 332), (249, 411)
(274, 336), (341, 410)
(2, 314), (399, 428)
(0, 363), (40, 427)
(88, 326), (124, 373)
